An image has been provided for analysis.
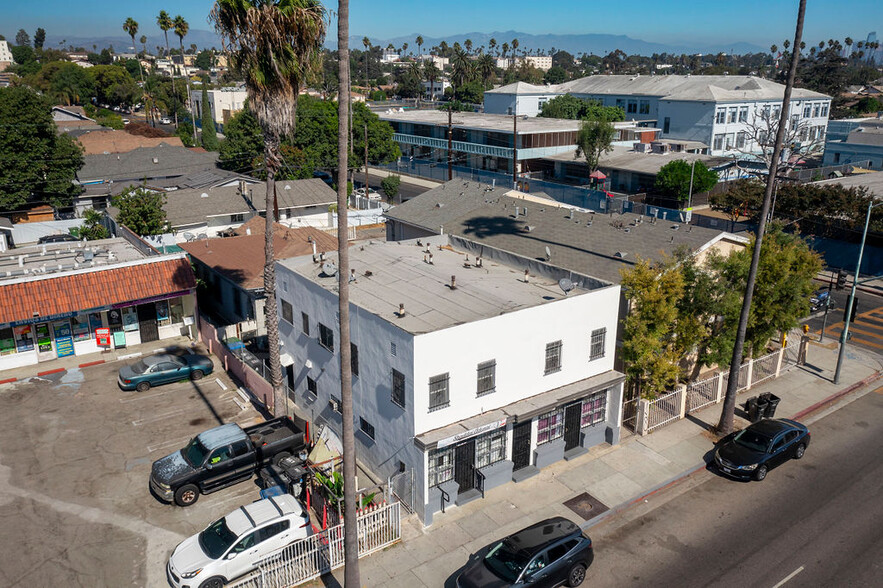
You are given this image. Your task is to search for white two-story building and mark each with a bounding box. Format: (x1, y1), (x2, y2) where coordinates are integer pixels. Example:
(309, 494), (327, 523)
(276, 235), (624, 525)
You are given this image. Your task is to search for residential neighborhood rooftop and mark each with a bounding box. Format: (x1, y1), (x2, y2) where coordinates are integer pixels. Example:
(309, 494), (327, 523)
(814, 170), (883, 196)
(0, 237), (149, 280)
(77, 143), (220, 185)
(378, 109), (583, 134)
(76, 129), (185, 155)
(546, 145), (731, 175)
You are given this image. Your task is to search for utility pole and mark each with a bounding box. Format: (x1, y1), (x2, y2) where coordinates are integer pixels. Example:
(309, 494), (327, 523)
(447, 105), (453, 181)
(364, 123), (369, 196)
(687, 159), (696, 209)
(512, 113), (518, 189)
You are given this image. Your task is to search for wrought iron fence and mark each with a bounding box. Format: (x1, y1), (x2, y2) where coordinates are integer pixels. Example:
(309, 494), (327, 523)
(388, 469), (414, 514)
(646, 388), (683, 433)
(686, 374), (719, 412)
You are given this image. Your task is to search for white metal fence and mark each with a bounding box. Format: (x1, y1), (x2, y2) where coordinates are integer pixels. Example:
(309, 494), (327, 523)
(229, 502), (401, 588)
(638, 337), (803, 435)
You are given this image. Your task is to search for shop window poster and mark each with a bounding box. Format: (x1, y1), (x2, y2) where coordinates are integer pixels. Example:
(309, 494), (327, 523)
(35, 323), (53, 353)
(72, 314), (91, 342)
(123, 307), (139, 332)
(156, 300), (170, 325)
(0, 327), (15, 355)
(14, 325), (35, 352)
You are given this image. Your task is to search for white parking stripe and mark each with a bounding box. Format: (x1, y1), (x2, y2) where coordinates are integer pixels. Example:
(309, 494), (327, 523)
(147, 436), (194, 453)
(119, 388), (181, 403)
(772, 566), (804, 588)
(131, 408), (189, 426)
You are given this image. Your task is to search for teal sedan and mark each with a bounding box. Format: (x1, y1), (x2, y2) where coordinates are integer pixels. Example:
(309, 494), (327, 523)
(118, 353), (214, 392)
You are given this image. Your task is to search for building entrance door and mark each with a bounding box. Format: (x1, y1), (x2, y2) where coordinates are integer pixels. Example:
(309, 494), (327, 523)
(512, 420), (532, 471)
(453, 439), (476, 492)
(564, 402), (582, 451)
(137, 304), (159, 343)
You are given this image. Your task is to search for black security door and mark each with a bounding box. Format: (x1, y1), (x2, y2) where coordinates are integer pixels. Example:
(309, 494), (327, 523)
(564, 403), (582, 451)
(453, 440), (476, 492)
(137, 303), (159, 342)
(512, 420), (532, 471)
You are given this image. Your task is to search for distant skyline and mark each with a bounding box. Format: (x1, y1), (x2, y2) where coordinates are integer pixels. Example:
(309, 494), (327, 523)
(2, 1), (881, 49)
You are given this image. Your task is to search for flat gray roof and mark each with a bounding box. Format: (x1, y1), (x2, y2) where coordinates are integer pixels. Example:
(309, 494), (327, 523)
(0, 237), (149, 281)
(547, 146), (732, 175)
(378, 109), (582, 134)
(814, 170), (883, 197)
(281, 237), (604, 335)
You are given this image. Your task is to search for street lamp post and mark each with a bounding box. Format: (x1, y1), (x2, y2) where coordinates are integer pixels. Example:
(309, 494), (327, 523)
(833, 199), (881, 384)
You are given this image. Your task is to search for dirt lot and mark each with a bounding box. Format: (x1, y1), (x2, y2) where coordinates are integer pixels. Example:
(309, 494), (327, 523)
(0, 347), (265, 587)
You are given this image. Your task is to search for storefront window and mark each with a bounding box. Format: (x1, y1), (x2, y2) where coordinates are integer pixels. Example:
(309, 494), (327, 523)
(156, 300), (171, 326)
(0, 327), (15, 355)
(580, 391), (607, 427)
(170, 298), (185, 324)
(428, 446), (454, 487)
(122, 307), (139, 331)
(537, 408), (564, 444)
(88, 313), (103, 332)
(475, 429), (507, 469)
(14, 325), (35, 352)
(72, 314), (91, 342)
(35, 323), (52, 353)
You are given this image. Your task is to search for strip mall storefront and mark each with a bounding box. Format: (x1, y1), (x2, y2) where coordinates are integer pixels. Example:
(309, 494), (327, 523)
(0, 255), (197, 372)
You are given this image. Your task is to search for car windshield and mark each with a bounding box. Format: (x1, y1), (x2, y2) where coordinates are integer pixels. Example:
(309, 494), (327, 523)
(130, 360), (149, 374)
(198, 518), (239, 560)
(483, 539), (528, 583)
(734, 429), (771, 452)
(183, 438), (209, 467)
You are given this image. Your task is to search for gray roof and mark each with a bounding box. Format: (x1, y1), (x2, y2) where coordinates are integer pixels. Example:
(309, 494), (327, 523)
(385, 180), (738, 284)
(547, 146), (732, 175)
(845, 128), (883, 146)
(77, 143), (220, 184)
(487, 75), (830, 102)
(162, 178), (337, 228)
(814, 171), (883, 197)
(280, 236), (609, 335)
(379, 109), (582, 134)
(0, 238), (148, 281)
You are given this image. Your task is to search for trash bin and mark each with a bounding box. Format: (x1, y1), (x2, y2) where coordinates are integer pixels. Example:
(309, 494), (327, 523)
(765, 393), (781, 418)
(754, 399), (769, 422)
(746, 396), (761, 422)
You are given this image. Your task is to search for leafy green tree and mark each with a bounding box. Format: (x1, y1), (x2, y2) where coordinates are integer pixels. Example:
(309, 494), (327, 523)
(15, 29), (31, 47)
(76, 209), (110, 240)
(538, 94), (625, 121)
(654, 159), (718, 203)
(543, 65), (567, 84)
(199, 82), (219, 150)
(218, 105), (263, 172)
(575, 120), (616, 173)
(94, 108), (125, 129)
(0, 86), (84, 211)
(195, 50), (214, 71)
(709, 179), (764, 224)
(112, 185), (169, 236)
(50, 62), (95, 105)
(380, 174), (401, 201)
(438, 100), (472, 112)
(34, 28), (46, 50)
(90, 65), (138, 106)
(453, 80), (484, 104)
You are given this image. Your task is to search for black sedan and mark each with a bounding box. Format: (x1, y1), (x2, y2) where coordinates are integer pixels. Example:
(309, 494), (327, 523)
(714, 418), (810, 481)
(457, 517), (593, 587)
(118, 353), (214, 392)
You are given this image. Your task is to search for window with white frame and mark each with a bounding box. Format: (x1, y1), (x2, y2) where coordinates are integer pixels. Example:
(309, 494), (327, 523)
(762, 105), (772, 120)
(821, 103), (829, 117)
(537, 408), (564, 444)
(772, 105), (781, 119)
(736, 131), (747, 149)
(589, 328), (606, 360)
(812, 104), (820, 118)
(803, 104), (812, 118)
(428, 373), (449, 411)
(476, 360), (496, 396)
(544, 340), (562, 374)
(715, 108), (726, 124)
(474, 429), (507, 469)
(727, 107), (737, 123)
(725, 133), (736, 150)
(580, 391), (607, 427)
(713, 134), (725, 151)
(738, 106), (749, 122)
(428, 446), (454, 487)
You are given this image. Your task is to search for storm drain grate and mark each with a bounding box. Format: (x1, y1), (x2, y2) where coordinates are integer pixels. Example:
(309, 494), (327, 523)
(563, 492), (608, 520)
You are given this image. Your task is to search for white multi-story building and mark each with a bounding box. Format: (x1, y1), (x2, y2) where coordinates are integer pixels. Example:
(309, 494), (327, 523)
(0, 40), (14, 72)
(422, 78), (450, 100)
(417, 54), (449, 70)
(520, 55), (553, 71)
(276, 235), (624, 525)
(190, 86), (248, 128)
(380, 48), (400, 63)
(484, 75), (831, 157)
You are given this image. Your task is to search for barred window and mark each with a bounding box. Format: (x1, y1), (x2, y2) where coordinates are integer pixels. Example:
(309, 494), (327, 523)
(281, 300), (293, 324)
(391, 369), (405, 408)
(475, 429), (507, 469)
(476, 360), (496, 397)
(544, 341), (562, 375)
(590, 328), (606, 360)
(318, 323), (334, 352)
(428, 373), (450, 412)
(301, 312), (310, 335)
(428, 446), (454, 487)
(359, 417), (375, 441)
(580, 391), (607, 427)
(306, 376), (317, 396)
(537, 408), (564, 444)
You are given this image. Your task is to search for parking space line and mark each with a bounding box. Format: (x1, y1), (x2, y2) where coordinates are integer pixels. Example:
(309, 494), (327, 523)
(772, 565), (804, 588)
(147, 436), (194, 453)
(119, 388), (184, 403)
(216, 377), (228, 390)
(132, 408), (189, 426)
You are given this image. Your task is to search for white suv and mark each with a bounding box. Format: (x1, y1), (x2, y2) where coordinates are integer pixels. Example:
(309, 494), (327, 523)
(167, 493), (311, 588)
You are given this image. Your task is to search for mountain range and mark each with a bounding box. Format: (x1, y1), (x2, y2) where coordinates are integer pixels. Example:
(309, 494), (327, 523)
(42, 30), (766, 57)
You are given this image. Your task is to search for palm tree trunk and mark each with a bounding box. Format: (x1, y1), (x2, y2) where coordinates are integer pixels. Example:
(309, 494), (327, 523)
(180, 39), (199, 145)
(337, 2), (360, 586)
(263, 135), (284, 413)
(164, 34), (178, 129)
(717, 0), (806, 435)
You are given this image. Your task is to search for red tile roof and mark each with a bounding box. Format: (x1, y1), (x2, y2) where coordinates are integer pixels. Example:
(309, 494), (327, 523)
(0, 257), (195, 325)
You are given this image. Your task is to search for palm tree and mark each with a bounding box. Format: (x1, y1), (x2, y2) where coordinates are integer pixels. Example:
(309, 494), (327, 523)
(489, 37), (497, 56)
(123, 18), (150, 125)
(174, 15), (198, 143)
(362, 36), (370, 88)
(409, 60), (423, 102)
(477, 53), (496, 86)
(334, 1), (360, 585)
(212, 0), (327, 430)
(424, 61), (440, 101)
(511, 38), (519, 60)
(401, 42), (408, 56)
(451, 46), (474, 89)
(157, 10), (178, 128)
(465, 39), (473, 55)
(416, 35), (423, 58)
(501, 42), (509, 60)
(140, 35), (148, 57)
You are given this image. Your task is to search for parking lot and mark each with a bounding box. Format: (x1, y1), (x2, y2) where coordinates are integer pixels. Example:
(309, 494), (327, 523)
(0, 347), (265, 587)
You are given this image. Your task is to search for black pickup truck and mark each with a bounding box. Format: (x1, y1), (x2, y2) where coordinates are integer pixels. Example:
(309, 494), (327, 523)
(150, 416), (309, 506)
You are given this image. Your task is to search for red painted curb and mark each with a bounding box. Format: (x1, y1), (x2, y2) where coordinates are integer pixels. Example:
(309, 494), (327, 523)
(0, 377), (17, 385)
(78, 360), (106, 368)
(36, 367), (66, 377)
(790, 370), (883, 420)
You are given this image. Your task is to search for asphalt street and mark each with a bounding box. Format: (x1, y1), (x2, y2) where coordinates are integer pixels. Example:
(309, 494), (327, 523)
(587, 388), (883, 588)
(802, 285), (883, 354)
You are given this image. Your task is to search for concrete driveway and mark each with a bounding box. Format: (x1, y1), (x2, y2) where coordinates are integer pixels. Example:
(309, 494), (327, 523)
(0, 348), (264, 587)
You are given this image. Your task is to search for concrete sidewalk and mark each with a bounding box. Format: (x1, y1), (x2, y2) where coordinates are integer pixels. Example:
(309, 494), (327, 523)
(317, 340), (883, 588)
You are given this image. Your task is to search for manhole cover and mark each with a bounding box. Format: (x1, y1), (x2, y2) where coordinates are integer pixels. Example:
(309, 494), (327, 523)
(563, 492), (608, 520)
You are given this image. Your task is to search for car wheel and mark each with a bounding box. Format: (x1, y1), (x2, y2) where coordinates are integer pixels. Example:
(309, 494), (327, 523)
(136, 381), (150, 392)
(174, 484), (200, 507)
(753, 464), (768, 482)
(567, 563), (587, 587)
(191, 370), (204, 381)
(199, 576), (225, 588)
(272, 451), (291, 466)
(794, 443), (806, 459)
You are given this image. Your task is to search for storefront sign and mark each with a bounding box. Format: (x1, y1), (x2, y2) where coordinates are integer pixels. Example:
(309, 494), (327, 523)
(8, 311), (76, 328)
(437, 418), (507, 449)
(53, 321), (74, 358)
(95, 328), (111, 347)
(112, 290), (192, 309)
(35, 323), (52, 353)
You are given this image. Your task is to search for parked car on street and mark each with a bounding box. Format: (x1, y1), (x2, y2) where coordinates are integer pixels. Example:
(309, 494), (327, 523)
(457, 517), (593, 587)
(809, 288), (833, 313)
(150, 417), (309, 506)
(160, 117), (172, 124)
(166, 493), (311, 588)
(714, 418), (810, 481)
(118, 353), (214, 392)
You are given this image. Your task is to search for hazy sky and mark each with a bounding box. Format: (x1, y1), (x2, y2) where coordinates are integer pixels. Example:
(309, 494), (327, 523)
(3, 0), (881, 47)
